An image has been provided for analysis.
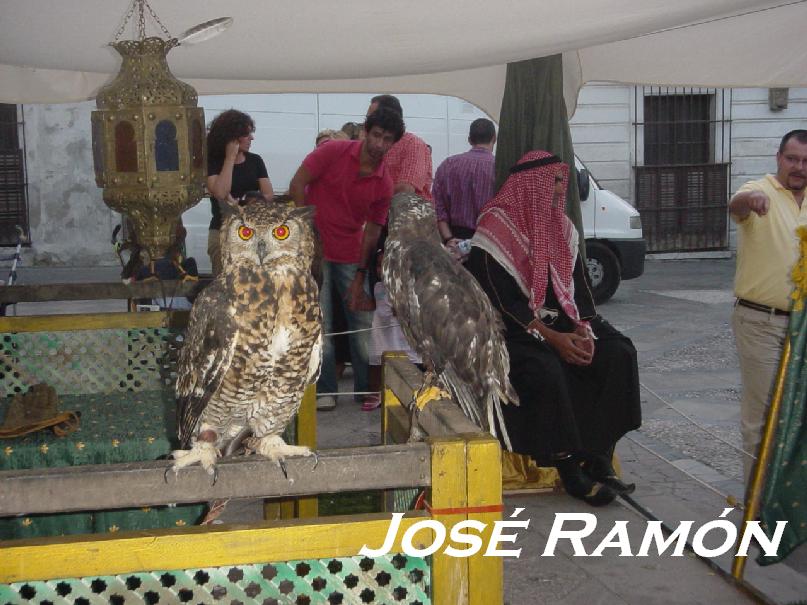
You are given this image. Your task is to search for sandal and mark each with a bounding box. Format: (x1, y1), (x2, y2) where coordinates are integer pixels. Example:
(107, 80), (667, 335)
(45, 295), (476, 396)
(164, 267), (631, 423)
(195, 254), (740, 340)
(361, 395), (381, 411)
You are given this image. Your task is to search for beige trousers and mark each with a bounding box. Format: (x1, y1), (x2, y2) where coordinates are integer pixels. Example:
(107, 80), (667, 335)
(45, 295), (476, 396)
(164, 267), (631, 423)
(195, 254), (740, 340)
(731, 303), (788, 486)
(207, 228), (222, 277)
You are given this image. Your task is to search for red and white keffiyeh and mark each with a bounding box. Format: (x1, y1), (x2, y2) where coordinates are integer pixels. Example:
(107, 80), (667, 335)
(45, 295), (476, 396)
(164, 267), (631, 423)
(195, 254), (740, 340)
(473, 150), (583, 326)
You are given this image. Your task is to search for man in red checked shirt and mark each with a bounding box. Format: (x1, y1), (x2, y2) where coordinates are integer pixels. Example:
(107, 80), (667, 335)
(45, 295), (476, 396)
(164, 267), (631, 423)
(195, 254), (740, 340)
(289, 107), (405, 411)
(367, 95), (433, 200)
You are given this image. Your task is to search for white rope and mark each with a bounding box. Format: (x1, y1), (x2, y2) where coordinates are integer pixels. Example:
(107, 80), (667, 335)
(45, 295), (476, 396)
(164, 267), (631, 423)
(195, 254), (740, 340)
(316, 390), (380, 397)
(324, 323), (398, 338)
(624, 433), (743, 509)
(639, 381), (755, 460)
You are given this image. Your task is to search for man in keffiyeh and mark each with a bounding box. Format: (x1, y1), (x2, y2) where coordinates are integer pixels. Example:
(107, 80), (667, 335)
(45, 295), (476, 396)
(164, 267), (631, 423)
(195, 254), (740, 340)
(467, 150), (642, 506)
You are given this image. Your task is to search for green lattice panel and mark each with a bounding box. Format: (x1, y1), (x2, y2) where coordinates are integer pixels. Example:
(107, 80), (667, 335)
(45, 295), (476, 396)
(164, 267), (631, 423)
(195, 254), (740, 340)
(0, 554), (430, 604)
(0, 328), (179, 397)
(390, 489), (422, 513)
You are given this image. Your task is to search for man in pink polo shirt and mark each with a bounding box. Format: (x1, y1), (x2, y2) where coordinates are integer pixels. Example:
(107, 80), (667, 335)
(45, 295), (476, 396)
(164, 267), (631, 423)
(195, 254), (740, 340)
(289, 107), (405, 410)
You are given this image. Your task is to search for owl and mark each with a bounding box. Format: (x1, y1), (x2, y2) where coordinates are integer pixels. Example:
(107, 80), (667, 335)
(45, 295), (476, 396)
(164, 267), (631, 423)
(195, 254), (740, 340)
(172, 197), (322, 475)
(383, 193), (519, 448)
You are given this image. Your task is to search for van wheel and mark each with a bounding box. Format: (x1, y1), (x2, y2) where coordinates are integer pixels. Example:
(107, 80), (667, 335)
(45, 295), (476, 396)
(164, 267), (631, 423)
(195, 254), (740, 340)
(585, 241), (621, 305)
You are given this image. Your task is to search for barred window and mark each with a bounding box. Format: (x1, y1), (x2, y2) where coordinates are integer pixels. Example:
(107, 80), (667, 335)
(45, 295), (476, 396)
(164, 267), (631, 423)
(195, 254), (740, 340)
(634, 88), (730, 253)
(644, 94), (711, 166)
(0, 104), (28, 246)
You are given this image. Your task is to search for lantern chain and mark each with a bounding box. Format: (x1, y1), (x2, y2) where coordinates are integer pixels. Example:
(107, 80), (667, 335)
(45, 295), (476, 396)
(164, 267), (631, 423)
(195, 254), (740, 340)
(142, 0), (173, 39)
(113, 0), (173, 42)
(112, 1), (138, 42)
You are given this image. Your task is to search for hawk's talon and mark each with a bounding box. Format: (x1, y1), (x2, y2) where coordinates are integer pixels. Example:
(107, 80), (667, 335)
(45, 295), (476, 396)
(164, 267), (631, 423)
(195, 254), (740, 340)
(163, 466), (172, 484)
(278, 457), (288, 479)
(211, 465), (219, 486)
(311, 451), (319, 471)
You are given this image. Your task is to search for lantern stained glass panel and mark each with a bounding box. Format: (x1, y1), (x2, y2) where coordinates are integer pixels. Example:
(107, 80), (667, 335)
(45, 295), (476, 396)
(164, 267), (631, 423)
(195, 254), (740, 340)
(155, 120), (179, 172)
(114, 121), (138, 173)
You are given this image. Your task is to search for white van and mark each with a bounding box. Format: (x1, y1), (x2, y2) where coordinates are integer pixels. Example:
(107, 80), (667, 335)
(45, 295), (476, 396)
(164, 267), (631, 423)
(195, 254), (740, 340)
(576, 158), (646, 303)
(183, 94), (645, 303)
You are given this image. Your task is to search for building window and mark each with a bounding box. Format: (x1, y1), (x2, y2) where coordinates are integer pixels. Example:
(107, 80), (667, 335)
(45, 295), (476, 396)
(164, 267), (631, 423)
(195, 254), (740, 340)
(643, 94), (712, 165)
(634, 88), (730, 253)
(0, 104), (28, 246)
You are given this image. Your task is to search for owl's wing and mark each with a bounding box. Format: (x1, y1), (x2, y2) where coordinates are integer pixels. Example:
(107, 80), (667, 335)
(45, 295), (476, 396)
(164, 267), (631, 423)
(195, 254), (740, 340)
(175, 280), (239, 447)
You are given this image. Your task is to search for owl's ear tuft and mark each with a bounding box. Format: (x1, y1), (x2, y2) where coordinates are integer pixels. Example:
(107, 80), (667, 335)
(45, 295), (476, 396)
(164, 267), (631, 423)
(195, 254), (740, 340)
(290, 205), (316, 221)
(219, 195), (242, 220)
(272, 193), (294, 205)
(241, 191), (268, 206)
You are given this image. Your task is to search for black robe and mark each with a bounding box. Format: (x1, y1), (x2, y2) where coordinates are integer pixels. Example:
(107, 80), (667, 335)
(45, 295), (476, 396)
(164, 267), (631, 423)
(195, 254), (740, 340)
(465, 247), (641, 463)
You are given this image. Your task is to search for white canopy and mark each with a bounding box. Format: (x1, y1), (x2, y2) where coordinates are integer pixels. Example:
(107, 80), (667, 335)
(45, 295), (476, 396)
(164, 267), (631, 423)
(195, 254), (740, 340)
(1, 0), (805, 117)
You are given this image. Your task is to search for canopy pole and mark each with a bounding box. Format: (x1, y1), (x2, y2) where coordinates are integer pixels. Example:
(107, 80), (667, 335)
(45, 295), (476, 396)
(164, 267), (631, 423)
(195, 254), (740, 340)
(731, 336), (791, 580)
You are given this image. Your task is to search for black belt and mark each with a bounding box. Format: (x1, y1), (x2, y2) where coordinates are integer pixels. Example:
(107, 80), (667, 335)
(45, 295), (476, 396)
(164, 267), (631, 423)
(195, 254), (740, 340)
(736, 298), (790, 317)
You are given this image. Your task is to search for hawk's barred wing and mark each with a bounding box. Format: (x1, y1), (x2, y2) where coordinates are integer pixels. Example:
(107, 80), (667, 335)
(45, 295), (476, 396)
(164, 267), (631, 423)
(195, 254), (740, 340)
(383, 194), (518, 450)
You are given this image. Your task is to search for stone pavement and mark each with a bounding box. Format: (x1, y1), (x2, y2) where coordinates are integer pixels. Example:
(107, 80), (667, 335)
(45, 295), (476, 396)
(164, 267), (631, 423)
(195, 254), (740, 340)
(6, 260), (807, 603)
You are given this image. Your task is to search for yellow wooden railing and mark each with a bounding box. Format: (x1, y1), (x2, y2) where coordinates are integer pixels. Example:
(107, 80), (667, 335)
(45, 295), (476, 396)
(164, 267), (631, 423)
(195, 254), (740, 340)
(0, 315), (504, 604)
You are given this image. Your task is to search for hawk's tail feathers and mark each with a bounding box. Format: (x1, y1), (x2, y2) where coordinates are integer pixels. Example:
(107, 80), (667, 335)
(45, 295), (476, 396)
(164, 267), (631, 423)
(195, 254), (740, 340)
(441, 367), (514, 453)
(492, 392), (513, 453)
(496, 346), (520, 406)
(505, 379), (520, 405)
(441, 367), (481, 427)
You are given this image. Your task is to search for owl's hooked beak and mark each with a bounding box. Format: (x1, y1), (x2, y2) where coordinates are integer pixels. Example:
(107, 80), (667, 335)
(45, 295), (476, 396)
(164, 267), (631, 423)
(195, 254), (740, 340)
(256, 239), (268, 263)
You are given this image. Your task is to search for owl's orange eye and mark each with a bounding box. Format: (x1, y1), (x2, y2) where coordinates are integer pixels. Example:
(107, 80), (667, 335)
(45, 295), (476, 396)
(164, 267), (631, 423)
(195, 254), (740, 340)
(273, 225), (290, 240)
(238, 225), (254, 241)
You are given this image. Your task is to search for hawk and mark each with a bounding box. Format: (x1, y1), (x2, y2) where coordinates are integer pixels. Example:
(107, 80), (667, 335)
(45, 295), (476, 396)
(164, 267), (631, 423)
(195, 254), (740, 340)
(172, 197), (321, 474)
(383, 193), (518, 447)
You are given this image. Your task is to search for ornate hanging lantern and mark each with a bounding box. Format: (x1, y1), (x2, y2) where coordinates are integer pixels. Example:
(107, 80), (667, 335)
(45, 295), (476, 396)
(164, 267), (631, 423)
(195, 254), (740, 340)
(91, 0), (206, 263)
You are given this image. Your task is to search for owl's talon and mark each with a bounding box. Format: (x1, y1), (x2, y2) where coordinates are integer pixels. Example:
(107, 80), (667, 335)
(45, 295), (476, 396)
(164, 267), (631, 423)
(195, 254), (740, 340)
(170, 442), (220, 475)
(252, 435), (313, 482)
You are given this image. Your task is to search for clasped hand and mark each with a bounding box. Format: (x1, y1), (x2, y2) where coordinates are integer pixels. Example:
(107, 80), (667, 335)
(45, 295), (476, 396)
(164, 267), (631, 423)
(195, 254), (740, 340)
(548, 326), (594, 366)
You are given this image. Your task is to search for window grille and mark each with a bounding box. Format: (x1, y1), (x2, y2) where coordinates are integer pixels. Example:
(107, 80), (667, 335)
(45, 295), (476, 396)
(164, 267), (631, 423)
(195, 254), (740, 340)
(0, 104), (29, 246)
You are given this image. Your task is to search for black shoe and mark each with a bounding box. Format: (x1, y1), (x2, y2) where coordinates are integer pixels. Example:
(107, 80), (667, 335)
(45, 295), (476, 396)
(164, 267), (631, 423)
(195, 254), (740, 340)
(601, 476), (636, 495)
(581, 454), (636, 495)
(554, 456), (618, 506)
(554, 455), (592, 499)
(581, 482), (618, 507)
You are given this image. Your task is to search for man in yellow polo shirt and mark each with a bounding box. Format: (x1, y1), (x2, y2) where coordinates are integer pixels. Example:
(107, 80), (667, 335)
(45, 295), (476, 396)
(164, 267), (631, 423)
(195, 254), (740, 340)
(730, 129), (807, 487)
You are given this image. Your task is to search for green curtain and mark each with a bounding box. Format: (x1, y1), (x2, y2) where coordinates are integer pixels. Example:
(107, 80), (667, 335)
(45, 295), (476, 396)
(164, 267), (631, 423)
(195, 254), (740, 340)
(495, 55), (584, 258)
(758, 234), (807, 564)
